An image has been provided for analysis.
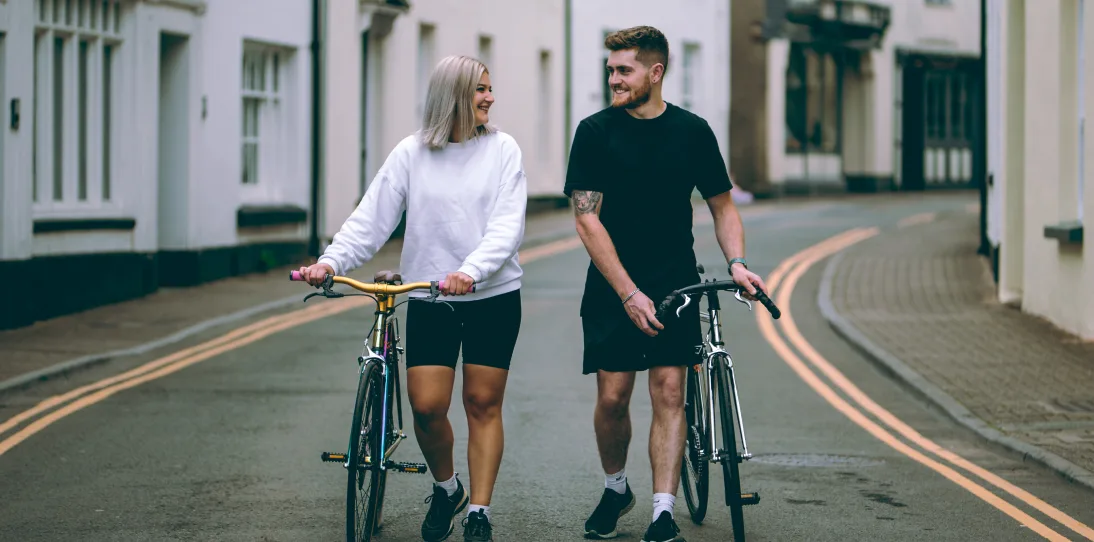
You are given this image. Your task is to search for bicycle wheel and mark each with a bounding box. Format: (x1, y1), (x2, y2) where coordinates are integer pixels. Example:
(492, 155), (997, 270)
(346, 361), (384, 542)
(714, 354), (746, 541)
(680, 367), (709, 524)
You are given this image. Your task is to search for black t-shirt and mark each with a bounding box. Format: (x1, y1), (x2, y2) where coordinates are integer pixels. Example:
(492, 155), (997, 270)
(563, 103), (733, 319)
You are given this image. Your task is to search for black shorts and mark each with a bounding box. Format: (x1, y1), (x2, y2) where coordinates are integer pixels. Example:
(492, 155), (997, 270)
(580, 299), (703, 375)
(404, 289), (522, 371)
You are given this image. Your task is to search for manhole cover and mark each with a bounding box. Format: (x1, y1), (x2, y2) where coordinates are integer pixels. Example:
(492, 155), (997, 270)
(749, 454), (885, 468)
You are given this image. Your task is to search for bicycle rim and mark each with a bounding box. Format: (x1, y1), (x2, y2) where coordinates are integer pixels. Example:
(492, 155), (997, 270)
(715, 357), (746, 541)
(346, 362), (382, 542)
(681, 368), (709, 524)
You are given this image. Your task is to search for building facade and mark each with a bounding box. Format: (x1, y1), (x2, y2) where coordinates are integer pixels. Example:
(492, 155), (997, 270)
(566, 0), (732, 179)
(0, 0), (316, 330)
(730, 0), (981, 196)
(986, 0), (1093, 340)
(321, 0), (566, 243)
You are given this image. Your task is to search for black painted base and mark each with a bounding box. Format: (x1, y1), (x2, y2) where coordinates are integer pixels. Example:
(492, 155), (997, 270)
(0, 241), (308, 331)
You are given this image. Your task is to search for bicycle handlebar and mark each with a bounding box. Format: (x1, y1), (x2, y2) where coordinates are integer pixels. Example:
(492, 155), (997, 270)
(289, 270), (476, 294)
(654, 280), (781, 321)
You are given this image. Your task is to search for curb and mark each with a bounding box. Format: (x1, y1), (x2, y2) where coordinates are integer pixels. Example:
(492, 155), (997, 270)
(0, 293), (304, 396)
(0, 228), (582, 397)
(817, 250), (1094, 493)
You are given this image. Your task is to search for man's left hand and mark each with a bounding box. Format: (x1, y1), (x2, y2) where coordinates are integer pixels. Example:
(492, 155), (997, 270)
(730, 263), (768, 301)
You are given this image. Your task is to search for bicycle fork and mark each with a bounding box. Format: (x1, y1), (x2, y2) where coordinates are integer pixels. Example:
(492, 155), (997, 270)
(705, 308), (752, 463)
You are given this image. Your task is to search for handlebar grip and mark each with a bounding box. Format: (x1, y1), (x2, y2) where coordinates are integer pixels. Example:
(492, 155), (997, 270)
(752, 288), (781, 319)
(438, 281), (476, 293)
(654, 295), (675, 322)
(289, 270), (304, 281)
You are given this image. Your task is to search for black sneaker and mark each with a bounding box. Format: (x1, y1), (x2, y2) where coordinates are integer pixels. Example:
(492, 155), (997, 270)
(641, 511), (685, 542)
(421, 480), (469, 541)
(462, 510), (493, 542)
(584, 484), (636, 539)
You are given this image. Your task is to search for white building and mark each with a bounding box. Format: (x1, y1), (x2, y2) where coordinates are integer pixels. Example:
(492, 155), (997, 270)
(321, 0), (566, 242)
(985, 0), (1093, 340)
(0, 0), (317, 330)
(566, 0), (732, 178)
(730, 0), (982, 196)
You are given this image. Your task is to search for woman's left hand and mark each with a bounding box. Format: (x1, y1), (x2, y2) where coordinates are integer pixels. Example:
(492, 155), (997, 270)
(441, 272), (475, 295)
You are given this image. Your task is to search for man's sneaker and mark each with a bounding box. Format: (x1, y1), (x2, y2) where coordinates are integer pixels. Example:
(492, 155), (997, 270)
(584, 484), (636, 539)
(641, 511), (685, 542)
(421, 480), (469, 541)
(462, 510), (493, 542)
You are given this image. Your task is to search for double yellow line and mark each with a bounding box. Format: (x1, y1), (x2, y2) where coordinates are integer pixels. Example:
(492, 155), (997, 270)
(758, 228), (1094, 541)
(0, 236), (585, 457)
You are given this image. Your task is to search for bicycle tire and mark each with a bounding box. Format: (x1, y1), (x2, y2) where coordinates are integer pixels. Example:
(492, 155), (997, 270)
(680, 367), (709, 524)
(346, 362), (384, 542)
(714, 355), (746, 541)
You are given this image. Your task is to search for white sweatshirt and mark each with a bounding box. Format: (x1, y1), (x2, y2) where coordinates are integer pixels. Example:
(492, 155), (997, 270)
(318, 131), (527, 301)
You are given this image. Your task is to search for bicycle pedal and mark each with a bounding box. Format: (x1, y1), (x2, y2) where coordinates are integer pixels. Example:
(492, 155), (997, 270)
(386, 461), (428, 474)
(321, 452), (347, 463)
(739, 492), (761, 506)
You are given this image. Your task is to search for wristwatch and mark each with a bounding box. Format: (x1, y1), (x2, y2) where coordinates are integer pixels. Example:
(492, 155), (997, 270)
(728, 257), (748, 271)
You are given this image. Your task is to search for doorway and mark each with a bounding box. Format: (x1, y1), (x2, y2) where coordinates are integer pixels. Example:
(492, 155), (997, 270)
(157, 33), (190, 249)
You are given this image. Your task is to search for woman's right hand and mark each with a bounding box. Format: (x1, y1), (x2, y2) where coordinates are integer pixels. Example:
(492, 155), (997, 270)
(298, 262), (335, 287)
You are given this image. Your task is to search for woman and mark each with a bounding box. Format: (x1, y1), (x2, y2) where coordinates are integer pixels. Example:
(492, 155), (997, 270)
(298, 55), (526, 542)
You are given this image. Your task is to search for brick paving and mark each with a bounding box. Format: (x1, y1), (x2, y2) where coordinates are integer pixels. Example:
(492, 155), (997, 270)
(827, 211), (1094, 477)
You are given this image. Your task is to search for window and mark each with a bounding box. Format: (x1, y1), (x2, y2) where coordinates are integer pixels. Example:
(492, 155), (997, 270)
(241, 43), (290, 188)
(925, 0), (952, 5)
(478, 35), (493, 69)
(538, 50), (551, 160)
(417, 24), (436, 126)
(682, 43), (700, 110)
(785, 43), (840, 153)
(32, 0), (121, 209)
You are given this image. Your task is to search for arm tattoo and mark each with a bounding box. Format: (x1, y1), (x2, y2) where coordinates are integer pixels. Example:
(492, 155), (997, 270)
(572, 190), (603, 215)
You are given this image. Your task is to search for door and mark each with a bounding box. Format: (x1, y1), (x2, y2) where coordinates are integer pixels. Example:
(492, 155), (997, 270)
(157, 33), (190, 249)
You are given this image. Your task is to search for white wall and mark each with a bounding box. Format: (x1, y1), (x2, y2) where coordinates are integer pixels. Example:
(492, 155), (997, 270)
(990, 0), (1094, 340)
(569, 0), (731, 171)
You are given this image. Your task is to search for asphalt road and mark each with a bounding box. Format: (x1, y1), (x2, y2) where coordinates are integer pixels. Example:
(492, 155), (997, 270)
(2, 193), (1093, 542)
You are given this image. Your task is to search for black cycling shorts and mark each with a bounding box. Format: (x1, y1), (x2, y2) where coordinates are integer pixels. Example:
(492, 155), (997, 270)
(404, 289), (522, 371)
(580, 299), (703, 375)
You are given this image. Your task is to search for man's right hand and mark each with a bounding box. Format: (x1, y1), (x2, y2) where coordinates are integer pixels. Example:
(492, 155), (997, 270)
(623, 290), (664, 337)
(298, 262), (335, 287)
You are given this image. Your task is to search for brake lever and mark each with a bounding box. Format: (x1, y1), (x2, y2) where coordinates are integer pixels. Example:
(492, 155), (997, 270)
(734, 289), (754, 311)
(675, 294), (693, 318)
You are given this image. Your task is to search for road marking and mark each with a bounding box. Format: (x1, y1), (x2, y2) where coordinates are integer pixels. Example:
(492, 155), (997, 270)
(0, 239), (586, 456)
(776, 247), (1094, 540)
(897, 212), (937, 228)
(759, 230), (1089, 541)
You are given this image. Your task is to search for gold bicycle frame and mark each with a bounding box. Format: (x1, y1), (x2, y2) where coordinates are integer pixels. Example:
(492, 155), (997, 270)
(326, 276), (438, 352)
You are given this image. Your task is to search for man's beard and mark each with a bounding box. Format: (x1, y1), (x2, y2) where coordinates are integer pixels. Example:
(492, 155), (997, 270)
(611, 76), (652, 109)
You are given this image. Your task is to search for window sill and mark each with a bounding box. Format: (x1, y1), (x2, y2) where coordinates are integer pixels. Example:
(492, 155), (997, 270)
(1043, 220), (1084, 245)
(237, 204), (308, 229)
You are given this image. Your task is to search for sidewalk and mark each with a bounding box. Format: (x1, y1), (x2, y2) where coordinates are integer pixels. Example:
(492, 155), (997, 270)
(0, 207), (581, 393)
(819, 210), (1094, 490)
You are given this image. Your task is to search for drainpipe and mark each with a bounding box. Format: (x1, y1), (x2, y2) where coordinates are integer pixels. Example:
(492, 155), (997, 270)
(977, 0), (990, 257)
(564, 0), (573, 170)
(308, 0), (324, 258)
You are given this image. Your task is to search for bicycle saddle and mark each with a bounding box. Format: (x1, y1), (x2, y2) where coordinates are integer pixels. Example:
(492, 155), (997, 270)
(373, 270), (402, 283)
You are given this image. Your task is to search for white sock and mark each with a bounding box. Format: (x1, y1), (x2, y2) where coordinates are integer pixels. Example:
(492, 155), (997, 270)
(435, 473), (459, 497)
(653, 493), (675, 521)
(468, 504), (491, 521)
(605, 469), (627, 494)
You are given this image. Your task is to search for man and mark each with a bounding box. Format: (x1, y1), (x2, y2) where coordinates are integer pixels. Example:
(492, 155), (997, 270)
(563, 26), (768, 542)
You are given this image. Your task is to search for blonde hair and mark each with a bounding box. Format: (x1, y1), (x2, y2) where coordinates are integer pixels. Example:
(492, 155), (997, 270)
(419, 55), (496, 149)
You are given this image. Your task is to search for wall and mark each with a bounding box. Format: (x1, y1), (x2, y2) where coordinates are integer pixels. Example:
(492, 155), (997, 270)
(729, 0), (770, 194)
(992, 0), (1094, 340)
